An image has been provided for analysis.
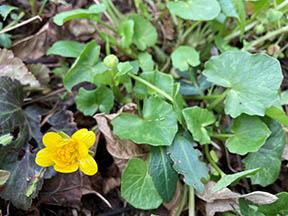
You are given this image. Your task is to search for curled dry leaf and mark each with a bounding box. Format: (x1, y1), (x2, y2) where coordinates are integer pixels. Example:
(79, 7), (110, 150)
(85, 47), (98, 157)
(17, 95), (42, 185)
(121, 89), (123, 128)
(94, 103), (149, 170)
(0, 49), (40, 87)
(282, 144), (288, 161)
(197, 181), (278, 216)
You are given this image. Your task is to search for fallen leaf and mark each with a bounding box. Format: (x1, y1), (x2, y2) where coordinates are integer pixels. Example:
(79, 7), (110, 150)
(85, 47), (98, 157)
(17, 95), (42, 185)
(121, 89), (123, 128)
(27, 64), (50, 87)
(282, 144), (288, 161)
(197, 181), (278, 216)
(0, 49), (39, 87)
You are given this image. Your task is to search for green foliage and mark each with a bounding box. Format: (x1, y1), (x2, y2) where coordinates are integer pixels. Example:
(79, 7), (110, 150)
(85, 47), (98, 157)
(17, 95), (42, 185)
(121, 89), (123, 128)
(112, 96), (178, 146)
(182, 106), (215, 144)
(53, 4), (106, 26)
(244, 119), (286, 186)
(118, 19), (134, 48)
(203, 51), (283, 118)
(167, 0), (221, 20)
(258, 192), (288, 215)
(149, 147), (178, 202)
(47, 40), (85, 58)
(212, 168), (260, 192)
(226, 115), (271, 155)
(168, 133), (209, 193)
(75, 86), (114, 116)
(0, 5), (17, 20)
(121, 158), (163, 209)
(171, 46), (200, 71)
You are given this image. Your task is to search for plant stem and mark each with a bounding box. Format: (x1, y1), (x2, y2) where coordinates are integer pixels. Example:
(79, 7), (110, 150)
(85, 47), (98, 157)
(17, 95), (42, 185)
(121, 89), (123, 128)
(186, 94), (222, 100)
(128, 73), (174, 102)
(188, 187), (195, 216)
(204, 144), (225, 177)
(210, 133), (233, 140)
(245, 25), (288, 51)
(208, 89), (229, 110)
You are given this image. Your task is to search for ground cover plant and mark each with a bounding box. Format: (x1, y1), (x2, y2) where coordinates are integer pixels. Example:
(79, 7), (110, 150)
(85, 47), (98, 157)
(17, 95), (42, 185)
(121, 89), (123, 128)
(0, 0), (288, 215)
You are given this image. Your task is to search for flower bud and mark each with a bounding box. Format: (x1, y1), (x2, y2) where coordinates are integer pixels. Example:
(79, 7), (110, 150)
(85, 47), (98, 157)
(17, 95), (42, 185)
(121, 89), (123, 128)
(103, 54), (119, 68)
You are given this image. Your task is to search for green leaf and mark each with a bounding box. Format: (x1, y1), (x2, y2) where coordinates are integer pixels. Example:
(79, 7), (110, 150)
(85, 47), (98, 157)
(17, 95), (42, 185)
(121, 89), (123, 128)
(244, 119), (286, 187)
(134, 71), (174, 100)
(138, 52), (154, 71)
(239, 198), (261, 216)
(118, 19), (134, 48)
(121, 158), (163, 210)
(0, 5), (17, 20)
(53, 4), (106, 26)
(183, 107), (215, 144)
(171, 46), (200, 71)
(0, 170), (10, 186)
(265, 106), (288, 126)
(218, 0), (246, 34)
(167, 0), (221, 21)
(179, 75), (212, 96)
(116, 62), (133, 77)
(64, 40), (101, 91)
(212, 168), (260, 192)
(149, 147), (178, 202)
(226, 115), (271, 155)
(168, 133), (209, 193)
(258, 192), (288, 216)
(128, 14), (158, 50)
(0, 33), (12, 48)
(75, 86), (114, 116)
(47, 40), (85, 58)
(203, 51), (283, 118)
(0, 133), (13, 146)
(112, 96), (178, 146)
(280, 90), (288, 105)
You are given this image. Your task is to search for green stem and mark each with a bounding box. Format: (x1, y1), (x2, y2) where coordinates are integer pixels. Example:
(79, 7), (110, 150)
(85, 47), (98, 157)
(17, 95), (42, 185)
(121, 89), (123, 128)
(111, 84), (125, 104)
(245, 25), (288, 51)
(204, 144), (225, 177)
(98, 20), (116, 32)
(177, 21), (201, 46)
(128, 73), (174, 102)
(188, 187), (195, 216)
(210, 133), (233, 140)
(107, 0), (124, 20)
(186, 94), (222, 100)
(208, 89), (229, 110)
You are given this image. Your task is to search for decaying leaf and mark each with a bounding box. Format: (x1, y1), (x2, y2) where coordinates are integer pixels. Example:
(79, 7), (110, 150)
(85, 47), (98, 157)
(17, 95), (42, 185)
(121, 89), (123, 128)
(94, 103), (148, 170)
(0, 49), (39, 87)
(197, 182), (278, 216)
(27, 64), (50, 87)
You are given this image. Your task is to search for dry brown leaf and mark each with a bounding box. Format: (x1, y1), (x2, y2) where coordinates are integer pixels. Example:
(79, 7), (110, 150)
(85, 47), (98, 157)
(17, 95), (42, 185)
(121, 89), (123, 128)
(282, 144), (288, 161)
(0, 49), (40, 87)
(197, 181), (278, 216)
(12, 23), (52, 61)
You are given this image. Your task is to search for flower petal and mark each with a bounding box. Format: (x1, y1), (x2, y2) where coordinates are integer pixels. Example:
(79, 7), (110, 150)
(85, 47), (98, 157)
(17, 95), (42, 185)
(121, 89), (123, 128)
(54, 163), (78, 173)
(79, 155), (98, 176)
(42, 132), (64, 149)
(35, 148), (54, 167)
(72, 129), (96, 148)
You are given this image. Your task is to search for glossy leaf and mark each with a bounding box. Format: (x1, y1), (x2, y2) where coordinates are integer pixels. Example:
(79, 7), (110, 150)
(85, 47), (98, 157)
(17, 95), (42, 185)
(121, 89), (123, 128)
(226, 115), (271, 155)
(183, 107), (215, 144)
(212, 168), (260, 192)
(168, 133), (209, 193)
(121, 158), (163, 209)
(64, 40), (101, 91)
(75, 86), (114, 116)
(171, 46), (200, 71)
(203, 51), (283, 118)
(53, 4), (106, 26)
(244, 119), (286, 187)
(265, 106), (288, 126)
(47, 40), (85, 58)
(167, 0), (221, 21)
(112, 96), (178, 146)
(149, 147), (178, 202)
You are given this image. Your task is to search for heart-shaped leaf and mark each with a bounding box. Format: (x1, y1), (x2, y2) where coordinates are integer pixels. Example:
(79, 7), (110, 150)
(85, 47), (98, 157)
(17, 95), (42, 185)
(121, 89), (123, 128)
(212, 168), (260, 192)
(149, 147), (178, 202)
(64, 40), (100, 91)
(168, 133), (209, 193)
(112, 96), (178, 146)
(183, 106), (215, 144)
(244, 119), (286, 187)
(121, 158), (163, 209)
(167, 0), (221, 21)
(226, 115), (271, 155)
(203, 51), (283, 118)
(171, 46), (200, 71)
(75, 86), (114, 116)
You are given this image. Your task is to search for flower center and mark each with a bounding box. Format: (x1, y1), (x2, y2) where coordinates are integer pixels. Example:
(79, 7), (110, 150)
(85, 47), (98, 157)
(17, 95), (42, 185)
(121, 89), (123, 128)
(56, 140), (79, 165)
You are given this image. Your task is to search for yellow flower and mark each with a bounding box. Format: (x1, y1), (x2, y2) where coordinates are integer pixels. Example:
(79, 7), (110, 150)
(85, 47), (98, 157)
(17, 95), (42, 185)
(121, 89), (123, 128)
(35, 129), (98, 175)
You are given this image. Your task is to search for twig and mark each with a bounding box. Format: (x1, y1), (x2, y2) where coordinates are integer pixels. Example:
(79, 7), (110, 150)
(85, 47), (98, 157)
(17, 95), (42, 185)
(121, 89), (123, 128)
(0, 15), (42, 34)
